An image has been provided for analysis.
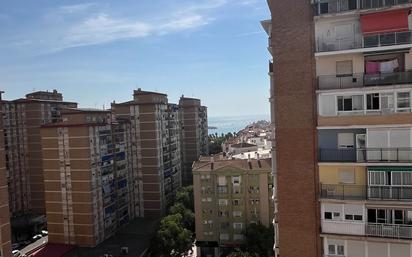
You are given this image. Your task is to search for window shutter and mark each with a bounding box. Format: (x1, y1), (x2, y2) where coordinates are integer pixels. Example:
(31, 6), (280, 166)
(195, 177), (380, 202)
(336, 60), (353, 76)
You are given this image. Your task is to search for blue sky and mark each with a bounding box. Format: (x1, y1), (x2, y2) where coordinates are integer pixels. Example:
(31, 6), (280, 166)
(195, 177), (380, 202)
(0, 0), (271, 117)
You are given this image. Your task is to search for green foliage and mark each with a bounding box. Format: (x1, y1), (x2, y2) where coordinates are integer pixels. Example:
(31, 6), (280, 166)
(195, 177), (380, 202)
(227, 250), (259, 257)
(169, 202), (195, 231)
(148, 186), (196, 256)
(243, 223), (274, 257)
(208, 132), (237, 154)
(150, 214), (193, 257)
(175, 186), (194, 212)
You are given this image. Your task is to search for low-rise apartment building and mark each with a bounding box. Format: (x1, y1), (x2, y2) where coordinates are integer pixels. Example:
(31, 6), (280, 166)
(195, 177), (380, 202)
(40, 108), (139, 247)
(193, 157), (273, 257)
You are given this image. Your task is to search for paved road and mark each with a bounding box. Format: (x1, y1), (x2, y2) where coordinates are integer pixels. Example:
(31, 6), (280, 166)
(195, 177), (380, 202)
(20, 236), (48, 255)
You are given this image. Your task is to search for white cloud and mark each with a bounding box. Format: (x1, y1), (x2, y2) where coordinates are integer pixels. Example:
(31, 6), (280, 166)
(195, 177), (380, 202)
(51, 12), (211, 52)
(5, 0), (232, 54)
(58, 3), (97, 14)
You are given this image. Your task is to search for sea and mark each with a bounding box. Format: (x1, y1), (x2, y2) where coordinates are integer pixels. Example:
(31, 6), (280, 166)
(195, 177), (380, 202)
(208, 114), (270, 135)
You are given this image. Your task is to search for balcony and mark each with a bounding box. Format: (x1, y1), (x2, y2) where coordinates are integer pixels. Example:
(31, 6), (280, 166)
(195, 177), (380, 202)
(320, 184), (367, 200)
(316, 30), (412, 53)
(322, 220), (365, 235)
(366, 223), (412, 239)
(318, 148), (412, 163)
(320, 184), (412, 200)
(369, 186), (412, 200)
(318, 70), (412, 90)
(314, 0), (412, 16)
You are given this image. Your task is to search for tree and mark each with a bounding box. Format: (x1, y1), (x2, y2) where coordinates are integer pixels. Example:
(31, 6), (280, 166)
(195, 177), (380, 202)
(175, 186), (194, 212)
(244, 223), (274, 257)
(169, 202), (195, 232)
(150, 214), (193, 257)
(227, 250), (259, 257)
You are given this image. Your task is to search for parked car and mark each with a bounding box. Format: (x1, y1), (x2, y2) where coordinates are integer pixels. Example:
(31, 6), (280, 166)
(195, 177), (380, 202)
(12, 250), (22, 257)
(41, 230), (48, 236)
(32, 234), (42, 241)
(11, 243), (20, 250)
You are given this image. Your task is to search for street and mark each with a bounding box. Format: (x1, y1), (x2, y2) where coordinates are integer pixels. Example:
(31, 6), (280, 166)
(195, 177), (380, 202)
(20, 236), (48, 256)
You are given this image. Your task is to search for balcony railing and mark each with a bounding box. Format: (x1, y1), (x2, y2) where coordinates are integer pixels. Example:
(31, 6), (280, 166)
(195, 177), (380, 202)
(366, 223), (412, 239)
(369, 186), (412, 200)
(316, 30), (412, 52)
(322, 220), (365, 235)
(318, 70), (412, 90)
(321, 184), (412, 200)
(314, 0), (412, 15)
(320, 184), (367, 200)
(318, 148), (412, 163)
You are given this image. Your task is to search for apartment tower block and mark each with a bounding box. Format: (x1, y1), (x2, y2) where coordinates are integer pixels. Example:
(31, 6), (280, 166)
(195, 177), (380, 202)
(112, 89), (183, 216)
(179, 96), (209, 186)
(265, 0), (412, 256)
(41, 108), (139, 247)
(2, 90), (77, 216)
(0, 92), (12, 257)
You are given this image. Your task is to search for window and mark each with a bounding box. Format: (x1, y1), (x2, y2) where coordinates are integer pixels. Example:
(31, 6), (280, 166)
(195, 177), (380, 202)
(394, 210), (404, 224)
(219, 234), (229, 240)
(336, 60), (353, 76)
(325, 212), (332, 220)
(381, 93), (394, 110)
(339, 169), (355, 184)
(233, 234), (244, 241)
(328, 244), (344, 256)
(233, 223), (243, 230)
(337, 95), (363, 111)
(338, 133), (354, 149)
(233, 199), (240, 206)
(218, 176), (227, 186)
(232, 176), (241, 184)
(324, 212), (340, 220)
(218, 199), (228, 206)
(397, 92), (411, 110)
(368, 171), (388, 186)
(366, 93), (380, 110)
(345, 214), (363, 221)
(233, 211), (242, 217)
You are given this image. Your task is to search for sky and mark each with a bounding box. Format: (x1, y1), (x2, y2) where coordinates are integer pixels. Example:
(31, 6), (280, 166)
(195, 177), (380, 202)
(0, 0), (271, 117)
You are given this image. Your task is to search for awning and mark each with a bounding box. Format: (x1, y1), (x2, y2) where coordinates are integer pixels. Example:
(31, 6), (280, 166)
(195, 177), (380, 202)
(368, 167), (412, 172)
(361, 9), (410, 35)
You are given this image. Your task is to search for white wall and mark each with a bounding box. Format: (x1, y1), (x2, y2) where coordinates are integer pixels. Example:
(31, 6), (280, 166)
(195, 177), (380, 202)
(323, 237), (412, 257)
(316, 53), (364, 76)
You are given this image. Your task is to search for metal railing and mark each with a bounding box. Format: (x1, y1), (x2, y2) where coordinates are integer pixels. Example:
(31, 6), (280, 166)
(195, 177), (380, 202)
(318, 148), (412, 162)
(320, 184), (367, 200)
(314, 0), (412, 15)
(369, 186), (412, 199)
(316, 30), (412, 52)
(318, 70), (412, 90)
(366, 223), (412, 239)
(321, 184), (412, 200)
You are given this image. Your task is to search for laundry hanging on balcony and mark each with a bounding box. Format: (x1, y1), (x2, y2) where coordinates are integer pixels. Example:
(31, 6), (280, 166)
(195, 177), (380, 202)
(365, 59), (399, 74)
(361, 9), (410, 35)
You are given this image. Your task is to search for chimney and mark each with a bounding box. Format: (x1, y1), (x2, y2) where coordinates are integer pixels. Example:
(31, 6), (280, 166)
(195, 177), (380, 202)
(257, 153), (262, 168)
(210, 155), (214, 170)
